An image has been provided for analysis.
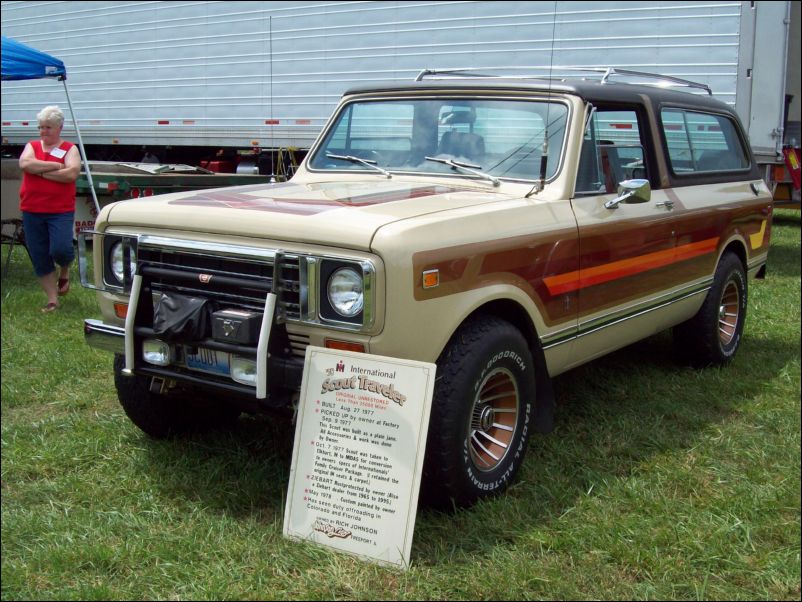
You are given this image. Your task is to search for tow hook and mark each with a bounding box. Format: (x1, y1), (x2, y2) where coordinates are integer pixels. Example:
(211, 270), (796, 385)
(149, 377), (167, 395)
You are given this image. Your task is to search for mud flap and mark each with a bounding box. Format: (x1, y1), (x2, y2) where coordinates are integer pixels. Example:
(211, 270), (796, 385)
(531, 343), (555, 434)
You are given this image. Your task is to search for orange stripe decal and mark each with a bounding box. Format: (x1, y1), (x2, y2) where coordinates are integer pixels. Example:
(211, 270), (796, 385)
(544, 237), (718, 295)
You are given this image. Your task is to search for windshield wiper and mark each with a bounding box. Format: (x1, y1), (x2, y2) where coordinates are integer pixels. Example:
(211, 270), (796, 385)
(325, 153), (392, 178)
(424, 156), (500, 187)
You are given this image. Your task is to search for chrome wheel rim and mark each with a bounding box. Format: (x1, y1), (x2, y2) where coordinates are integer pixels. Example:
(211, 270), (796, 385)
(469, 368), (520, 472)
(718, 279), (740, 347)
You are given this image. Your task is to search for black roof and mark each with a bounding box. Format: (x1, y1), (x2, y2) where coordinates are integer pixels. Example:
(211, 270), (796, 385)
(342, 78), (737, 115)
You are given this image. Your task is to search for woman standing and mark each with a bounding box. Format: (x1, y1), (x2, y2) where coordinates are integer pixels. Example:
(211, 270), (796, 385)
(19, 105), (81, 312)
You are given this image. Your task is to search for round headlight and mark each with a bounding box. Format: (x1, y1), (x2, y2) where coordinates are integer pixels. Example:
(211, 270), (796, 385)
(110, 242), (136, 283)
(327, 267), (364, 318)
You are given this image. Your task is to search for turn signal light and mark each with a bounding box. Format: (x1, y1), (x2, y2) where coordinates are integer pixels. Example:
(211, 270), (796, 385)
(324, 339), (366, 353)
(114, 303), (128, 319)
(422, 269), (440, 289)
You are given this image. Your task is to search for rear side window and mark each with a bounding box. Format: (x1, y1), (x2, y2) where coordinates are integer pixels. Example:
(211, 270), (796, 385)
(662, 109), (749, 174)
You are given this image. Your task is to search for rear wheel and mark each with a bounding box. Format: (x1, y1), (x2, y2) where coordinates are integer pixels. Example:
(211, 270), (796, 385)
(422, 316), (535, 509)
(113, 355), (240, 438)
(674, 252), (747, 367)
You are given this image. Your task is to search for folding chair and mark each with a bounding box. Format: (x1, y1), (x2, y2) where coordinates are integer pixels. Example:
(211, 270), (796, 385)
(1, 218), (28, 277)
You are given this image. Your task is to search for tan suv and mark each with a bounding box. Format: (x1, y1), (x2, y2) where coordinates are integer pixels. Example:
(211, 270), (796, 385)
(81, 68), (772, 508)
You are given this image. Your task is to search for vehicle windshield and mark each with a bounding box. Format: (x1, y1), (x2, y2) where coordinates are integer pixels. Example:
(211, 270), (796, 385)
(308, 97), (569, 182)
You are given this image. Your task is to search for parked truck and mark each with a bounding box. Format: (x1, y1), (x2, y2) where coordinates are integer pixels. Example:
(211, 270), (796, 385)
(78, 67), (774, 508)
(1, 1), (799, 202)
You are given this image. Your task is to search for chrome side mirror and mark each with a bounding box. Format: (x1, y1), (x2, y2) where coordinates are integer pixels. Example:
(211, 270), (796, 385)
(604, 179), (651, 209)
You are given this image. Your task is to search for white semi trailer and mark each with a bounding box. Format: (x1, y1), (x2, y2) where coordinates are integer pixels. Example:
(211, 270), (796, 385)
(1, 0), (799, 198)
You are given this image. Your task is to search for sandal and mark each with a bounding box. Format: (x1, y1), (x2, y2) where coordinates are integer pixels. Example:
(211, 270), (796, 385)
(41, 302), (59, 313)
(58, 277), (70, 296)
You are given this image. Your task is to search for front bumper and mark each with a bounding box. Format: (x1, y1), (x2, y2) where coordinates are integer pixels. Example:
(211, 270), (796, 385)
(84, 319), (126, 354)
(84, 317), (305, 401)
(80, 231), (320, 402)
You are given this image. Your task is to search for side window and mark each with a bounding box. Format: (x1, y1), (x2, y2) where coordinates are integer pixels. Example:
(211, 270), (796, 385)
(575, 109), (647, 194)
(327, 105), (351, 151)
(662, 109), (749, 174)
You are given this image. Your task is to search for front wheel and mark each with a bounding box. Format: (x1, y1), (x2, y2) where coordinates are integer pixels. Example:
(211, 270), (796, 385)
(422, 317), (535, 509)
(674, 252), (748, 367)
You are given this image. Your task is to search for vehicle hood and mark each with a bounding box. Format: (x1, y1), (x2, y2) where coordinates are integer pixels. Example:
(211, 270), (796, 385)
(102, 179), (514, 250)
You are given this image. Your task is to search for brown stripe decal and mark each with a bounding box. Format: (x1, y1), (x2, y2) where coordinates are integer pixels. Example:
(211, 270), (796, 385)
(169, 185), (463, 215)
(544, 237), (719, 295)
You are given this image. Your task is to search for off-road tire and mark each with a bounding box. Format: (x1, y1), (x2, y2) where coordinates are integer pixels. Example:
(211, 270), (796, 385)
(674, 252), (747, 367)
(113, 355), (240, 438)
(422, 316), (535, 509)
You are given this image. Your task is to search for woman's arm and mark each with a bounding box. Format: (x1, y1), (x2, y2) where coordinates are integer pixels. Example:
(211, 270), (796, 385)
(19, 143), (62, 175)
(40, 146), (81, 183)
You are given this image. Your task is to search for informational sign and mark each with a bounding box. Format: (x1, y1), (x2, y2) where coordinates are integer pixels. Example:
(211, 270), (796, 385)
(283, 347), (436, 569)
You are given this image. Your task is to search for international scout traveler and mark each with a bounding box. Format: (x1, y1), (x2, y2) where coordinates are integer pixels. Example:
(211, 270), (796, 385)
(80, 68), (772, 508)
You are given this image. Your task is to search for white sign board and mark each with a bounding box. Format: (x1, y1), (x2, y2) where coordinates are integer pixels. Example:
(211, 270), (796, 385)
(283, 347), (436, 569)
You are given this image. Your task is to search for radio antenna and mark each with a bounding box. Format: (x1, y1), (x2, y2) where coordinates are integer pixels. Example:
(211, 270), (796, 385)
(269, 14), (276, 181)
(528, 1), (558, 197)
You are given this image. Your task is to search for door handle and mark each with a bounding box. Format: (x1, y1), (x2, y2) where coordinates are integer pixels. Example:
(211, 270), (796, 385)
(655, 200), (674, 210)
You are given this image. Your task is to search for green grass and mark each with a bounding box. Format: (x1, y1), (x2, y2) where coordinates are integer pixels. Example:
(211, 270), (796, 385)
(2, 211), (800, 600)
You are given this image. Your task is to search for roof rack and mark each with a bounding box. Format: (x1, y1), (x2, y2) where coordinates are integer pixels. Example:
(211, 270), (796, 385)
(597, 68), (712, 95)
(415, 66), (713, 95)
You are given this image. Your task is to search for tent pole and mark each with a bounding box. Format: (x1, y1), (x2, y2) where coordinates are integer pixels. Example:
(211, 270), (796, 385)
(61, 79), (100, 216)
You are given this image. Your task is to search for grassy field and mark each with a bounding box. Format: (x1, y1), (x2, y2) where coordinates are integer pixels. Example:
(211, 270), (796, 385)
(1, 210), (799, 600)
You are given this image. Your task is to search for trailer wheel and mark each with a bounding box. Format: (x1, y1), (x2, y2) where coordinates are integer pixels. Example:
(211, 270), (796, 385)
(422, 316), (535, 509)
(113, 355), (239, 438)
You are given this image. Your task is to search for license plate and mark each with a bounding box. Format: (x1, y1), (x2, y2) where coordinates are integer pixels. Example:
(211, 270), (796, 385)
(185, 347), (230, 376)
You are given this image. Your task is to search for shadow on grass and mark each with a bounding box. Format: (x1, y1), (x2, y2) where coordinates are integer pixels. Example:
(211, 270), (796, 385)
(767, 242), (802, 278)
(129, 322), (799, 564)
(771, 211), (801, 229)
(411, 327), (799, 562)
(135, 409), (296, 520)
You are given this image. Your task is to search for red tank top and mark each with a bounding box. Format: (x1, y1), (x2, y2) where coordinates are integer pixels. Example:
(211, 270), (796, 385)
(19, 140), (77, 213)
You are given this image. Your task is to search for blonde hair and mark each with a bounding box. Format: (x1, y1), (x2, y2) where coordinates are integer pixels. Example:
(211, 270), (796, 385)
(37, 105), (65, 127)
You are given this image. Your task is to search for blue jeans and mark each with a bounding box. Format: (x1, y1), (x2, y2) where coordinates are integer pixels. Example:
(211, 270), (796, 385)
(22, 211), (75, 277)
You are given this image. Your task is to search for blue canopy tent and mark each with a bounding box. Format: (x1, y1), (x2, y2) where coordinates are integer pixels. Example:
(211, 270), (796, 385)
(1, 36), (100, 214)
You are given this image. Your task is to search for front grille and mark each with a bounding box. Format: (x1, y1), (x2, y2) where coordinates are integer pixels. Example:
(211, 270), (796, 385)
(287, 331), (310, 357)
(137, 245), (301, 321)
